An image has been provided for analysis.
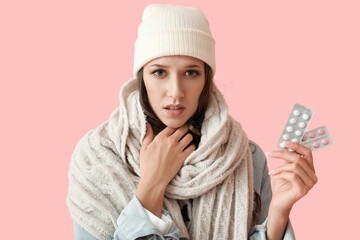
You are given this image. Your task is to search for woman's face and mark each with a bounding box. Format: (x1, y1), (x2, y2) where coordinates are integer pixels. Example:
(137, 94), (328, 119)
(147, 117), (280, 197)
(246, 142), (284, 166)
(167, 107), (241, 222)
(143, 55), (206, 129)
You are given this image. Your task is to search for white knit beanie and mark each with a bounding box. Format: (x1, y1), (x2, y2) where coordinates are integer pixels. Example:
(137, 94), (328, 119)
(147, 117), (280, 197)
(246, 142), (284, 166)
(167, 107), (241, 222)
(133, 4), (216, 77)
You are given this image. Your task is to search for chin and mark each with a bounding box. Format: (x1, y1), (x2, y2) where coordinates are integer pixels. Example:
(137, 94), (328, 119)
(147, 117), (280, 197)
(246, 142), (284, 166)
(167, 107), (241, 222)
(161, 118), (188, 129)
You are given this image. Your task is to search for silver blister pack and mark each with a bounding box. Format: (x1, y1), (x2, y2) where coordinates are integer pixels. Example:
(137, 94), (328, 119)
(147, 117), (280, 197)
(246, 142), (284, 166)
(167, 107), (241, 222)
(278, 103), (314, 151)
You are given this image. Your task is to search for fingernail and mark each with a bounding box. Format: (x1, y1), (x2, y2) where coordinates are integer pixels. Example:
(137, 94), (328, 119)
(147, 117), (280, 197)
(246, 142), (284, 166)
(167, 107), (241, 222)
(283, 141), (291, 146)
(265, 151), (275, 156)
(268, 170), (274, 175)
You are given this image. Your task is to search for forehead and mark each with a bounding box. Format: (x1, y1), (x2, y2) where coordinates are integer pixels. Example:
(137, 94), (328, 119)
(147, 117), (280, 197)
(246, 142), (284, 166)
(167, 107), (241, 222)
(145, 55), (204, 68)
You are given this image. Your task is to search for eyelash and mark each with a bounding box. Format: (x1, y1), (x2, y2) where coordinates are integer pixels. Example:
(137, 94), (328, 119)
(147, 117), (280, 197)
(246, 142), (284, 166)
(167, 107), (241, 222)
(151, 69), (199, 77)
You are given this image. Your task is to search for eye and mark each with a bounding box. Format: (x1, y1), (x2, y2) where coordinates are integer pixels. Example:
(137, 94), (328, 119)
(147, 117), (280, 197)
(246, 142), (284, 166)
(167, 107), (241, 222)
(186, 70), (199, 76)
(152, 69), (165, 76)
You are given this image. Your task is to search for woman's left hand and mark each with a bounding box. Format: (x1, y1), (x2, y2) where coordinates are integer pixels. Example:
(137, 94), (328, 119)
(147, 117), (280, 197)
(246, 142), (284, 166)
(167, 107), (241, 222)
(266, 140), (318, 213)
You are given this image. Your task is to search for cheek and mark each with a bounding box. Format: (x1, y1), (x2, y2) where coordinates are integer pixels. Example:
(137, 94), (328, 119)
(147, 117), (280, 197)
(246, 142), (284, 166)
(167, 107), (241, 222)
(189, 81), (205, 109)
(194, 80), (205, 98)
(144, 80), (161, 108)
(147, 91), (159, 108)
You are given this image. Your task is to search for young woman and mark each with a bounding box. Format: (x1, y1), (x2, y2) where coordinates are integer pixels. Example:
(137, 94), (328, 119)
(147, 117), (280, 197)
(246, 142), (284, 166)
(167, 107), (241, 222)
(67, 4), (317, 240)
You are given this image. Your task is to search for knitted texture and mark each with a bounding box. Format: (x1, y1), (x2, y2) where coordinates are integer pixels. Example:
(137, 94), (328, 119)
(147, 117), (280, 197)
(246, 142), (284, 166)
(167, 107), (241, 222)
(66, 78), (253, 240)
(133, 4), (216, 77)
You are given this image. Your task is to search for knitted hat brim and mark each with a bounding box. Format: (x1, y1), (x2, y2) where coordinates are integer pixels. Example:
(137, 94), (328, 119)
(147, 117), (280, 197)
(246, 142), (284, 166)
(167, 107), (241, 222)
(133, 29), (216, 77)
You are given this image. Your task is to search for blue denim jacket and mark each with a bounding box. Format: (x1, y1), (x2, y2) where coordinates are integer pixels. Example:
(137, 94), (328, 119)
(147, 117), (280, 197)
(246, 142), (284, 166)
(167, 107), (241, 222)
(73, 141), (296, 240)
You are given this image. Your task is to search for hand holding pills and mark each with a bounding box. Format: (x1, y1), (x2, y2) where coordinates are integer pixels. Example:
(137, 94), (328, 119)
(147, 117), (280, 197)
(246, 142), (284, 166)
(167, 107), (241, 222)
(265, 141), (318, 238)
(264, 103), (331, 238)
(268, 103), (332, 208)
(266, 141), (317, 207)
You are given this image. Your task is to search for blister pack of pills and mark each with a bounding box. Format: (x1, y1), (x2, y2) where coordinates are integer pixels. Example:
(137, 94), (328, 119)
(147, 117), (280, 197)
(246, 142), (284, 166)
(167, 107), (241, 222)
(301, 126), (333, 151)
(278, 104), (314, 150)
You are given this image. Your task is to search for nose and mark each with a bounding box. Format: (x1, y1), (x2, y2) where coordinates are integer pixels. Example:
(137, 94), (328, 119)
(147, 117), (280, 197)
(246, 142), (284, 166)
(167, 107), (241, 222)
(167, 74), (185, 100)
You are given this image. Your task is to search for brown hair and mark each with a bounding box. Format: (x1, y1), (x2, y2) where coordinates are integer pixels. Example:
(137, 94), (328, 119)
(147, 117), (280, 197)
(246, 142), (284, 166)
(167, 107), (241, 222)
(134, 62), (261, 227)
(252, 191), (262, 226)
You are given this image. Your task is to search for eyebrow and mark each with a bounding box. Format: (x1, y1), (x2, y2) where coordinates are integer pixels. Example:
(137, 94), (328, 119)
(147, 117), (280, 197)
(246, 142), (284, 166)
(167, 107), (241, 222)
(149, 64), (202, 68)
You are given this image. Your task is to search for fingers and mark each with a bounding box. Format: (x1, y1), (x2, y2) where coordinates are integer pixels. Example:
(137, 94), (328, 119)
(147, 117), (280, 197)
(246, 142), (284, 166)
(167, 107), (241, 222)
(283, 141), (314, 169)
(170, 125), (189, 141)
(157, 125), (188, 143)
(266, 150), (318, 184)
(182, 144), (196, 157)
(274, 172), (311, 199)
(171, 126), (196, 153)
(157, 125), (189, 138)
(147, 124), (194, 154)
(158, 126), (177, 137)
(270, 163), (315, 188)
(178, 133), (194, 151)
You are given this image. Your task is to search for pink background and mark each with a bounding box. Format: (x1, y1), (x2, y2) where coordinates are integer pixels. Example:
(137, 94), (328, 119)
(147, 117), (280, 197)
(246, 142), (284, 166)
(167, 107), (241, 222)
(1, 0), (359, 239)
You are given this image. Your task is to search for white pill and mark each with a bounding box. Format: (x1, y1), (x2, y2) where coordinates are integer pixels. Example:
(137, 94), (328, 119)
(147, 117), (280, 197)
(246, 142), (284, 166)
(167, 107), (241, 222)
(286, 126), (294, 132)
(302, 113), (310, 120)
(283, 134), (290, 140)
(288, 149), (294, 152)
(290, 118), (297, 124)
(295, 130), (302, 136)
(293, 110), (300, 116)
(291, 138), (299, 143)
(279, 142), (286, 148)
(298, 122), (306, 128)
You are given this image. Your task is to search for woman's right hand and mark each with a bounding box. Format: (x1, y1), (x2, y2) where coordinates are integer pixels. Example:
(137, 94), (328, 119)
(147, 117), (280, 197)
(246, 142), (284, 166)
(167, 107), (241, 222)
(136, 122), (195, 217)
(139, 122), (195, 189)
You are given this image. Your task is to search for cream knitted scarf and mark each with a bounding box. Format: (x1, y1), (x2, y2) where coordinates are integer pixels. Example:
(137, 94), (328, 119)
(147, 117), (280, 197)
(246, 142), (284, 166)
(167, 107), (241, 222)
(66, 77), (254, 240)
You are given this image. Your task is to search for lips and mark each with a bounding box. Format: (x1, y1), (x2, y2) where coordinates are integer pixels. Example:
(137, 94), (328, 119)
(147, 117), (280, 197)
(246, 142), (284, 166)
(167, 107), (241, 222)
(164, 104), (185, 117)
(164, 104), (185, 110)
